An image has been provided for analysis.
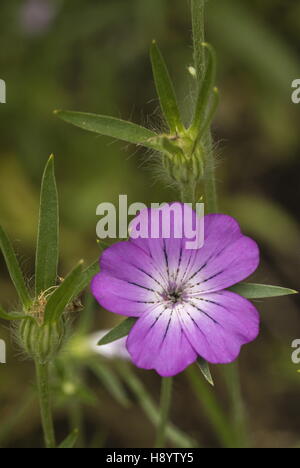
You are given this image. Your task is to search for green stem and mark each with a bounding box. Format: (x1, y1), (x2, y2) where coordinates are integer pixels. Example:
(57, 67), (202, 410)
(203, 132), (218, 214)
(191, 1), (218, 214)
(69, 399), (84, 448)
(154, 377), (173, 448)
(35, 361), (56, 449)
(221, 363), (250, 448)
(118, 362), (198, 448)
(190, 0), (249, 448)
(191, 0), (205, 83)
(186, 365), (235, 448)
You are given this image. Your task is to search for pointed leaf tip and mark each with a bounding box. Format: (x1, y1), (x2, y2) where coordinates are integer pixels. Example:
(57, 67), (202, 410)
(98, 317), (137, 345)
(197, 357), (214, 386)
(55, 111), (161, 151)
(229, 282), (298, 299)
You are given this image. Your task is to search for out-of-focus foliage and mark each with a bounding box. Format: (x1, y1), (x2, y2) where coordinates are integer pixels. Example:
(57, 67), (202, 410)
(0, 0), (299, 448)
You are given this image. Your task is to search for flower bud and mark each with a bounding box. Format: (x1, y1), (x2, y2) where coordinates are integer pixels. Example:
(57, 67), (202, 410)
(18, 317), (66, 364)
(163, 152), (204, 187)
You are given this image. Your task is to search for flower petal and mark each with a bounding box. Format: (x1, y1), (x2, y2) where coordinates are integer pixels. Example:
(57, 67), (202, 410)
(179, 290), (260, 364)
(91, 272), (158, 317)
(126, 304), (198, 377)
(130, 203), (203, 285)
(184, 215), (260, 293)
(100, 241), (164, 293)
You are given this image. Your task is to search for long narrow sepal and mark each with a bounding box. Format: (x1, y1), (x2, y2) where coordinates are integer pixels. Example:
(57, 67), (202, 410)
(150, 40), (184, 133)
(191, 43), (217, 134)
(35, 155), (59, 296)
(192, 87), (219, 154)
(0, 225), (32, 310)
(54, 111), (162, 152)
(73, 260), (100, 298)
(0, 305), (34, 322)
(44, 261), (84, 323)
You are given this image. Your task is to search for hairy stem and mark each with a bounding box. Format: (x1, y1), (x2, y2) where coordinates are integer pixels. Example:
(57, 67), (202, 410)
(191, 0), (205, 83)
(190, 0), (249, 448)
(203, 132), (218, 213)
(35, 361), (56, 449)
(191, 1), (218, 214)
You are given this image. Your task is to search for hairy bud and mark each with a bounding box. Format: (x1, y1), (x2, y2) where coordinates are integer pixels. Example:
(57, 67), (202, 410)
(18, 317), (66, 364)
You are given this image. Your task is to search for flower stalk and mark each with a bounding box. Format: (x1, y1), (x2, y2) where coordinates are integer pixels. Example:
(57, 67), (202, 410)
(155, 377), (173, 448)
(35, 361), (56, 449)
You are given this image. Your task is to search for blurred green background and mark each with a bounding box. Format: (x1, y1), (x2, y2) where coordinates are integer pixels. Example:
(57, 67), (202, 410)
(0, 0), (299, 448)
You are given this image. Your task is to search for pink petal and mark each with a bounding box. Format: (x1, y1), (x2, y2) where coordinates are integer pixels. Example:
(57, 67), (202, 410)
(126, 304), (198, 377)
(179, 291), (260, 364)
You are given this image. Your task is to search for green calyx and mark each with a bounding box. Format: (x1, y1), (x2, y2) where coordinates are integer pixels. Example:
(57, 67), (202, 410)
(162, 145), (204, 187)
(18, 315), (66, 364)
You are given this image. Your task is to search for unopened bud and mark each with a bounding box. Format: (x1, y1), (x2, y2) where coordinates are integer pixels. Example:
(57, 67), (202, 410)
(18, 317), (66, 364)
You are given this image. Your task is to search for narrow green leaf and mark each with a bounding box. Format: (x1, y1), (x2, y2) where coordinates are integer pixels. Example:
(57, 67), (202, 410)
(197, 357), (214, 386)
(54, 111), (162, 151)
(0, 306), (34, 322)
(150, 41), (184, 133)
(191, 43), (217, 134)
(229, 282), (298, 299)
(44, 261), (84, 323)
(35, 155), (59, 296)
(58, 429), (79, 449)
(0, 226), (31, 309)
(98, 317), (137, 346)
(74, 260), (99, 297)
(89, 360), (130, 408)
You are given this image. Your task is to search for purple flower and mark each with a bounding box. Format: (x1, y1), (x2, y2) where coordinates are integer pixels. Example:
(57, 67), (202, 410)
(92, 203), (260, 377)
